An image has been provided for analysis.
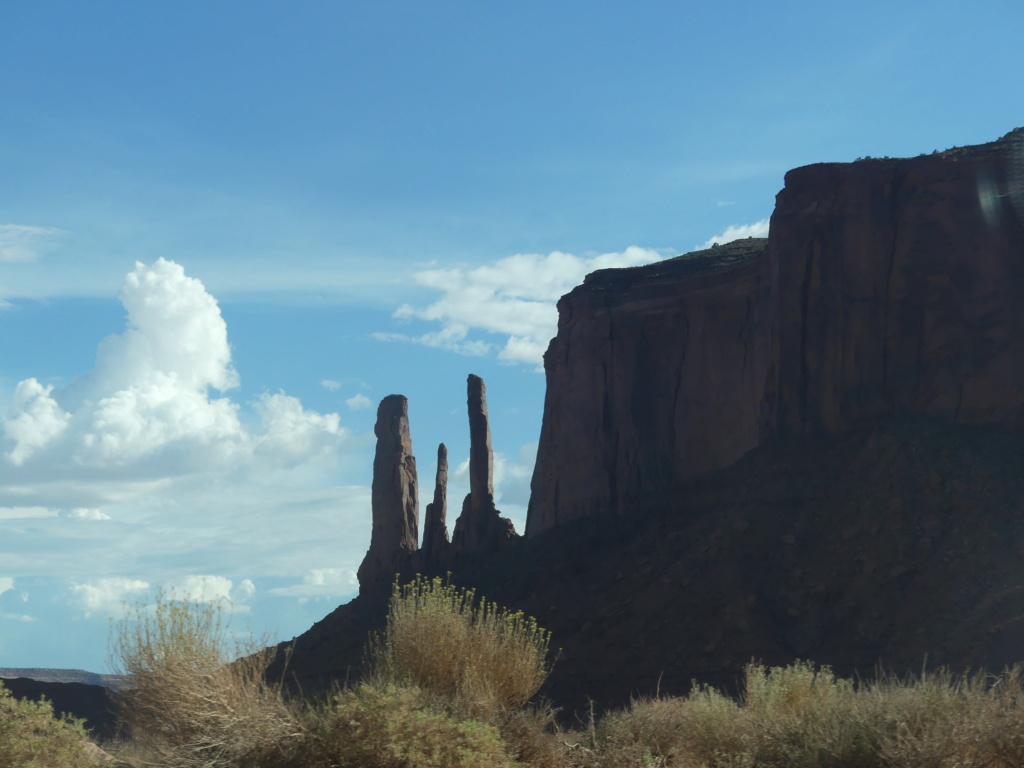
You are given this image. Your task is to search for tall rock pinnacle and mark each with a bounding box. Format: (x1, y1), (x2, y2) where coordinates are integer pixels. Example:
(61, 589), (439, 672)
(421, 442), (450, 563)
(452, 375), (518, 553)
(357, 395), (418, 592)
(467, 375), (494, 510)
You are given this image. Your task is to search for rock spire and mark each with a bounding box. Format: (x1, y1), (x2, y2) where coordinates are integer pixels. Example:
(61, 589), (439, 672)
(421, 442), (450, 563)
(452, 375), (518, 552)
(357, 395), (418, 593)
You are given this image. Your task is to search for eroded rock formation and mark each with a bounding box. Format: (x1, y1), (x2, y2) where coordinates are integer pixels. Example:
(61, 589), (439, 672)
(421, 442), (449, 563)
(357, 395), (418, 592)
(527, 127), (1024, 537)
(452, 374), (518, 552)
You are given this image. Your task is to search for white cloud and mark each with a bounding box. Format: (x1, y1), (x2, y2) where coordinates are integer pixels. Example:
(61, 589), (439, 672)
(63, 508), (111, 521)
(269, 567), (357, 598)
(345, 394), (373, 411)
(0, 577), (13, 596)
(320, 379), (342, 391)
(1, 258), (346, 480)
(69, 577), (150, 618)
(69, 575), (256, 619)
(382, 246), (667, 366)
(0, 506), (58, 520)
(234, 579), (256, 602)
(169, 575), (234, 603)
(2, 613), (36, 622)
(0, 224), (67, 262)
(254, 392), (344, 465)
(3, 379), (70, 466)
(699, 219), (770, 249)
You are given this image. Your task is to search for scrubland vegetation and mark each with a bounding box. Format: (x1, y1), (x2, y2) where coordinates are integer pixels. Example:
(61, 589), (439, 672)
(9, 578), (1024, 766)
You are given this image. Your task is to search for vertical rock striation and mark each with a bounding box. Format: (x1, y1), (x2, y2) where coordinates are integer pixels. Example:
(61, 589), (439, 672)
(421, 442), (450, 564)
(452, 375), (518, 552)
(357, 395), (418, 593)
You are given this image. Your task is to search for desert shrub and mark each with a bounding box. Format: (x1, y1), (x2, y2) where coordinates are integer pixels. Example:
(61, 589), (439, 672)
(109, 591), (301, 768)
(859, 666), (1003, 768)
(583, 694), (692, 767)
(303, 682), (517, 768)
(367, 575), (553, 721)
(739, 660), (876, 768)
(0, 681), (104, 767)
(497, 702), (571, 768)
(974, 664), (1024, 766)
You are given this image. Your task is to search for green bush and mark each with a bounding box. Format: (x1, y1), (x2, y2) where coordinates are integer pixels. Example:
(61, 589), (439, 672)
(0, 681), (104, 767)
(367, 575), (553, 721)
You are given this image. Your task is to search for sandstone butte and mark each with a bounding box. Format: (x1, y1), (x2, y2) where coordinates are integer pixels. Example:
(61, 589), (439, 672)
(273, 126), (1024, 714)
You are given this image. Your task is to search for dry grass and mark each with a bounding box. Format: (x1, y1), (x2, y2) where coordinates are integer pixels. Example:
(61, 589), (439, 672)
(366, 575), (553, 721)
(301, 682), (517, 768)
(109, 591), (301, 768)
(558, 660), (1024, 768)
(102, 582), (1024, 767)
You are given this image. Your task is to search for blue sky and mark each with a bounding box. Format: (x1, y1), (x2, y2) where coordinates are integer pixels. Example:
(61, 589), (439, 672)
(1, 0), (1021, 672)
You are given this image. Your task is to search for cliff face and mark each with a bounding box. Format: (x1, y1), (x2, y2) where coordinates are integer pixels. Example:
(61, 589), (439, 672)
(527, 128), (1024, 537)
(526, 240), (773, 535)
(771, 138), (1024, 435)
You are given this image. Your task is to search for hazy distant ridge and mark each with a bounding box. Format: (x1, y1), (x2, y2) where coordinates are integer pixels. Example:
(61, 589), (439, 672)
(0, 667), (128, 691)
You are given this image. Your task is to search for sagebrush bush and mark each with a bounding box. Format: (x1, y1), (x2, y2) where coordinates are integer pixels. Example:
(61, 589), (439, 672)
(367, 575), (553, 721)
(0, 681), (104, 768)
(109, 591), (301, 768)
(738, 661), (876, 768)
(302, 682), (517, 768)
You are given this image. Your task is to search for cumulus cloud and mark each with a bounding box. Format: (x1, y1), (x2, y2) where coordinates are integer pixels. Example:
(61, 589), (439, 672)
(320, 379), (342, 391)
(345, 394), (373, 411)
(253, 392), (343, 465)
(69, 577), (150, 618)
(0, 224), (67, 262)
(4, 379), (70, 466)
(168, 574), (253, 605)
(381, 247), (667, 367)
(699, 219), (770, 250)
(1, 258), (345, 481)
(269, 567), (357, 599)
(69, 574), (256, 618)
(2, 613), (36, 622)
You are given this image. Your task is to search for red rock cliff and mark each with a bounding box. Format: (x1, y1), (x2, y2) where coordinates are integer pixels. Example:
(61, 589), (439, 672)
(770, 131), (1024, 434)
(527, 127), (1024, 538)
(526, 239), (774, 535)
